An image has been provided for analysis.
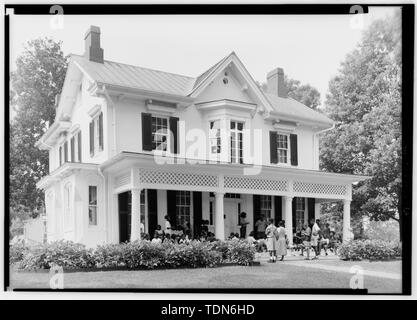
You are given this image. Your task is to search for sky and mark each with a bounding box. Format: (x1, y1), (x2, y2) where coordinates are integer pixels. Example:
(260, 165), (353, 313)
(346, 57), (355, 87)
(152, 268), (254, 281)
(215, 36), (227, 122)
(9, 6), (399, 106)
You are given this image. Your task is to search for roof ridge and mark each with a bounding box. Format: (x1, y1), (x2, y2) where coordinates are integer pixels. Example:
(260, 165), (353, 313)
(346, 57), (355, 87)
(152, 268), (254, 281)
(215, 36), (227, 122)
(70, 53), (194, 80)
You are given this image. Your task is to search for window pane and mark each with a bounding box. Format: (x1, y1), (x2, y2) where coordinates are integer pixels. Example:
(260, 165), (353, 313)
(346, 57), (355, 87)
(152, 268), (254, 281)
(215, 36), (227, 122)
(89, 206), (97, 225)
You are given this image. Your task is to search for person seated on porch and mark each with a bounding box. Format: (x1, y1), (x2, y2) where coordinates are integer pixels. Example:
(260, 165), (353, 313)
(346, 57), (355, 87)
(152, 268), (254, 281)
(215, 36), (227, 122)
(247, 231), (257, 245)
(199, 230), (208, 241)
(293, 227), (303, 252)
(201, 220), (209, 234)
(255, 215), (267, 240)
(239, 212), (249, 238)
(328, 231), (340, 253)
(228, 232), (237, 240)
(164, 215), (172, 235)
(155, 225), (164, 238)
(151, 233), (162, 244)
(143, 233), (151, 242)
(207, 232), (216, 242)
(163, 234), (174, 244)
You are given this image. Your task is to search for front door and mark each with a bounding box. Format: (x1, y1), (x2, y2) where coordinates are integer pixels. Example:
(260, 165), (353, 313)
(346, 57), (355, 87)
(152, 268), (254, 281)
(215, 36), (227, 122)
(118, 191), (131, 243)
(224, 198), (242, 238)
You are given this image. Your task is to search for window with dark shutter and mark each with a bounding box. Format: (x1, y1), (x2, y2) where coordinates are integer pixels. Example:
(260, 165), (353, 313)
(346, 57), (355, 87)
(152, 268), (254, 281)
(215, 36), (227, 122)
(99, 112), (103, 151)
(89, 121), (94, 156)
(290, 134), (298, 166)
(78, 131), (82, 162)
(64, 141), (68, 162)
(70, 137), (75, 162)
(269, 131), (278, 164)
(169, 117), (179, 154)
(142, 113), (153, 151)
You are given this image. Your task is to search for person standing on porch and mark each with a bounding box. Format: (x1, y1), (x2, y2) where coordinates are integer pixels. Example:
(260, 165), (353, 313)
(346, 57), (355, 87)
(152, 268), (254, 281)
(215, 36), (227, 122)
(276, 221), (287, 261)
(265, 218), (278, 263)
(255, 215), (267, 240)
(311, 219), (321, 259)
(239, 212), (249, 239)
(164, 215), (172, 236)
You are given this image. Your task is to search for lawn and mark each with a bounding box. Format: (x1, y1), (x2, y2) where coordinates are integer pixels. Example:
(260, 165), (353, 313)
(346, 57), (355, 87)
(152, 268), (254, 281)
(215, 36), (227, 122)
(9, 258), (402, 294)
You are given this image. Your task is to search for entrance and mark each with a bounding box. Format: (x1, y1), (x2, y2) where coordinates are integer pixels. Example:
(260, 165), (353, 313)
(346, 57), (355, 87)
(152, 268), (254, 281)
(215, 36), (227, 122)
(118, 191), (131, 243)
(224, 198), (242, 238)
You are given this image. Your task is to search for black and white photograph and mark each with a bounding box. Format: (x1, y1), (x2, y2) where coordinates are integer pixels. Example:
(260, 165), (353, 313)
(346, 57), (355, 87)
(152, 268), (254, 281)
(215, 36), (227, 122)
(3, 2), (414, 299)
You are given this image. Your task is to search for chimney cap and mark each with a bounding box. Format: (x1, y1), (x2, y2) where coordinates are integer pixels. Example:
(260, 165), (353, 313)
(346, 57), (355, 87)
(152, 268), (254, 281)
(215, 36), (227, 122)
(267, 67), (284, 79)
(84, 25), (101, 39)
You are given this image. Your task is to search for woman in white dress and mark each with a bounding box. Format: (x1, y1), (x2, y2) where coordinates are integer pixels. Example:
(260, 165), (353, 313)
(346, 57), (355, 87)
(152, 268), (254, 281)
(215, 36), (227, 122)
(265, 218), (278, 263)
(276, 220), (287, 261)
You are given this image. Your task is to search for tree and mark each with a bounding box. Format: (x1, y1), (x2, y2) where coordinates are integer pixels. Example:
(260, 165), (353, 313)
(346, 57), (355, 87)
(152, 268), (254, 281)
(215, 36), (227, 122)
(320, 12), (402, 239)
(10, 38), (68, 222)
(258, 77), (321, 109)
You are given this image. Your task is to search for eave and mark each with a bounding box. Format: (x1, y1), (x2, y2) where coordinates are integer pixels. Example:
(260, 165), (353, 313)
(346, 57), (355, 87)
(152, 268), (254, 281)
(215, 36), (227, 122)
(35, 120), (72, 150)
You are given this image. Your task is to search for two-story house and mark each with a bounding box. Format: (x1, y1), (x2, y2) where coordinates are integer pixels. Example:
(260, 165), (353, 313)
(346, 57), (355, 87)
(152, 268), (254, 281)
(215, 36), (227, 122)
(36, 26), (367, 247)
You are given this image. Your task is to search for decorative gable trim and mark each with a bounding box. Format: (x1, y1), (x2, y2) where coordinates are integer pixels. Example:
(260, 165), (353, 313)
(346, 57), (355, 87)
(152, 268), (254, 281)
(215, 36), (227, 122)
(88, 104), (102, 118)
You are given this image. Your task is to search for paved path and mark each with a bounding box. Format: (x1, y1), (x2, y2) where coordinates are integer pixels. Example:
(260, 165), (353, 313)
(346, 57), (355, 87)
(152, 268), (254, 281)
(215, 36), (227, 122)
(254, 252), (401, 280)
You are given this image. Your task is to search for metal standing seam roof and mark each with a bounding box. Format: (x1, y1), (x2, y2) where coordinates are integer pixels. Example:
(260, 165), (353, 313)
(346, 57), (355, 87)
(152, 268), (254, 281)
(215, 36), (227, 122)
(71, 53), (333, 125)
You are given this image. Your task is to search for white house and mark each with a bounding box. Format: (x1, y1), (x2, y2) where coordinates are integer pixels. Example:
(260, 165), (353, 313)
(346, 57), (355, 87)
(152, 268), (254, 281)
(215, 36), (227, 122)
(36, 26), (367, 248)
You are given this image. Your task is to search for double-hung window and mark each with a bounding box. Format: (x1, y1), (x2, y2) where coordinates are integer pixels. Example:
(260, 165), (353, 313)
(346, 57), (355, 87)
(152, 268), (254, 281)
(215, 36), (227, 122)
(89, 112), (103, 157)
(70, 131), (82, 162)
(209, 120), (221, 154)
(151, 116), (169, 151)
(277, 133), (289, 164)
(88, 186), (98, 226)
(260, 195), (272, 219)
(230, 120), (244, 164)
(295, 197), (306, 230)
(176, 191), (191, 229)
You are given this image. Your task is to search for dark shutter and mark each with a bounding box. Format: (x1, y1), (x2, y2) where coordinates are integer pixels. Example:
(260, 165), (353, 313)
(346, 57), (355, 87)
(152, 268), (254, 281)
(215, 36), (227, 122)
(98, 112), (103, 151)
(292, 197), (296, 232)
(141, 113), (153, 151)
(308, 198), (315, 223)
(253, 195), (261, 232)
(274, 196), (282, 223)
(78, 131), (82, 162)
(70, 137), (75, 162)
(59, 146), (62, 166)
(64, 142), (68, 162)
(269, 131), (278, 164)
(89, 121), (94, 156)
(169, 116), (179, 154)
(147, 189), (158, 238)
(167, 190), (177, 227)
(290, 134), (298, 166)
(193, 192), (202, 237)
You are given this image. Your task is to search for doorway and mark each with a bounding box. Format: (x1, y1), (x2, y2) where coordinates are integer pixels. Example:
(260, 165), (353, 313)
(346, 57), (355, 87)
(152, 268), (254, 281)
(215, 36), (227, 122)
(224, 198), (242, 238)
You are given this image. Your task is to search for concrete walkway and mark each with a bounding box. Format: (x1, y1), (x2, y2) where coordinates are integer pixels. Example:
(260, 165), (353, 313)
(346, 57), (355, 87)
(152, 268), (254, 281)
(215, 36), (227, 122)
(254, 252), (402, 280)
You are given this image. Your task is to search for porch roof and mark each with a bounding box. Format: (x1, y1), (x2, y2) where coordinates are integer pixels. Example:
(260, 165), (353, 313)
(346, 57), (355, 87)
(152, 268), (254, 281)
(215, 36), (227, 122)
(100, 151), (369, 184)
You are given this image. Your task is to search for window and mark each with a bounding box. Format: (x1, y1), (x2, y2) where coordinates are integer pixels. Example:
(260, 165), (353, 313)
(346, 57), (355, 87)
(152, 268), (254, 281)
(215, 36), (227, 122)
(260, 195), (272, 219)
(88, 186), (98, 226)
(70, 131), (82, 162)
(151, 116), (169, 151)
(277, 134), (289, 164)
(225, 193), (241, 199)
(140, 189), (146, 232)
(209, 201), (214, 225)
(176, 191), (191, 229)
(295, 197), (306, 230)
(90, 112), (103, 157)
(64, 183), (72, 229)
(59, 146), (63, 166)
(230, 121), (244, 164)
(209, 120), (221, 154)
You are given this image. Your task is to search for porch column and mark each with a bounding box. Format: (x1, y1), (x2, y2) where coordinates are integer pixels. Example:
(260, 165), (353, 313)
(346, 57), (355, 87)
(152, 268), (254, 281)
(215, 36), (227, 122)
(130, 188), (142, 242)
(314, 202), (321, 220)
(284, 196), (293, 245)
(342, 199), (351, 242)
(215, 192), (225, 241)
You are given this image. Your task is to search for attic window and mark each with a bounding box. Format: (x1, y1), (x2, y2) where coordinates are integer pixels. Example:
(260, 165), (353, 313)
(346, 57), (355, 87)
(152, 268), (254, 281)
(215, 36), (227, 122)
(223, 78), (229, 85)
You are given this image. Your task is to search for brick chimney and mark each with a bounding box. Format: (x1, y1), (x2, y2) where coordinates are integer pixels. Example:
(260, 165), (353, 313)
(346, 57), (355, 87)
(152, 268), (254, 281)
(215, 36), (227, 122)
(84, 25), (103, 63)
(266, 67), (287, 98)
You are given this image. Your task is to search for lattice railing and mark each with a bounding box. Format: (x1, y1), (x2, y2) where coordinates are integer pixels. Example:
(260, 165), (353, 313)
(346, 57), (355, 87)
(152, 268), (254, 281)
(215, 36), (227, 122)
(139, 169), (218, 188)
(224, 176), (288, 192)
(293, 181), (347, 196)
(115, 173), (131, 189)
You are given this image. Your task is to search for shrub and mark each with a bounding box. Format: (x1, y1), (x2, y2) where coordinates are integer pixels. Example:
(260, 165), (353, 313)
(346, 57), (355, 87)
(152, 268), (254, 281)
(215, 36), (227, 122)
(337, 239), (402, 261)
(10, 242), (28, 265)
(15, 239), (255, 270)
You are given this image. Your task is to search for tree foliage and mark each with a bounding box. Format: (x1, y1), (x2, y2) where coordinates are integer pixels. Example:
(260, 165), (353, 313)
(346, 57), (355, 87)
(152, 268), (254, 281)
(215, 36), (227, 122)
(10, 38), (68, 220)
(320, 12), (402, 237)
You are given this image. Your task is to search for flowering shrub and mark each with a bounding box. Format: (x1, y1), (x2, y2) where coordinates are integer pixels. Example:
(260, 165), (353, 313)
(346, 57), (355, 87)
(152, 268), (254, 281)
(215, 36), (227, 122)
(337, 240), (402, 261)
(10, 242), (28, 265)
(15, 239), (254, 270)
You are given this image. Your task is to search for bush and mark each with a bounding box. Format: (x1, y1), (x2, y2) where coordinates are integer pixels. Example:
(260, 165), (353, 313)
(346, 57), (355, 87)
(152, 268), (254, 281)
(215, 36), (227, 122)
(15, 239), (255, 270)
(10, 242), (28, 264)
(337, 239), (402, 261)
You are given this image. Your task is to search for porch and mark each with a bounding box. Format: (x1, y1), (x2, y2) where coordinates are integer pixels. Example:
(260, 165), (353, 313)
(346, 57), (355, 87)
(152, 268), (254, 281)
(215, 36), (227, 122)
(102, 152), (367, 244)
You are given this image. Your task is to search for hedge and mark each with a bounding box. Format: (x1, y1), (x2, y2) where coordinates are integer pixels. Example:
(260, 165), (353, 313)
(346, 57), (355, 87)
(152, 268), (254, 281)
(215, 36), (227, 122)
(337, 239), (402, 261)
(11, 239), (255, 271)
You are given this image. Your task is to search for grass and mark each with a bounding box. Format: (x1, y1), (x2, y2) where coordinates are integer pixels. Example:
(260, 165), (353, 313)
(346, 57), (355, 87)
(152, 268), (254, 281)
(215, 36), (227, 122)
(9, 259), (402, 294)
